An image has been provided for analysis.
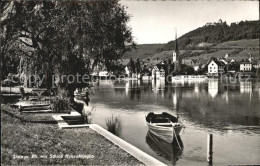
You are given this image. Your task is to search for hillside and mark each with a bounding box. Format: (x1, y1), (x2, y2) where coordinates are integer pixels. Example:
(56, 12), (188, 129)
(164, 20), (259, 50)
(123, 44), (164, 59)
(122, 20), (259, 63)
(123, 39), (259, 61)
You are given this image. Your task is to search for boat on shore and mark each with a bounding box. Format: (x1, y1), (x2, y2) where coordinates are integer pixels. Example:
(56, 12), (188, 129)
(145, 112), (183, 143)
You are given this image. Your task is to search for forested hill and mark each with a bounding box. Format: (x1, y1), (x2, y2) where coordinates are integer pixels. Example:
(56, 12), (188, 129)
(164, 20), (259, 50)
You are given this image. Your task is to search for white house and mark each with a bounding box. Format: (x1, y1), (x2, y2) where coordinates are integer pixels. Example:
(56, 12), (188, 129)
(152, 66), (160, 79)
(208, 59), (225, 76)
(125, 66), (130, 77)
(159, 68), (165, 79)
(240, 62), (252, 72)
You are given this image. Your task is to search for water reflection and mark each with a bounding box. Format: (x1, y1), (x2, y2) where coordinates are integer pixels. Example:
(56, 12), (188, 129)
(83, 79), (260, 165)
(146, 131), (183, 165)
(125, 80), (142, 100)
(208, 80), (218, 98)
(240, 81), (252, 93)
(152, 79), (165, 91)
(110, 80), (260, 131)
(194, 83), (199, 95)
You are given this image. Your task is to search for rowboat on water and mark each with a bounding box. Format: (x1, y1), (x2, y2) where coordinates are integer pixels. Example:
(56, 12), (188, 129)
(145, 112), (183, 143)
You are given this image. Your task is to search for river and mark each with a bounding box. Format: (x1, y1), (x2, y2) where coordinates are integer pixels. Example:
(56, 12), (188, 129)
(79, 79), (260, 165)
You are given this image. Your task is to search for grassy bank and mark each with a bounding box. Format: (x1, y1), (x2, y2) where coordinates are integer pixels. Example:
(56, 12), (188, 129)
(1, 104), (57, 123)
(1, 105), (144, 165)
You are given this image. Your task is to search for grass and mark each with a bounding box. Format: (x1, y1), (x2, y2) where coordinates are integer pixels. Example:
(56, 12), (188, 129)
(105, 115), (121, 136)
(1, 105), (144, 165)
(1, 104), (60, 123)
(213, 39), (259, 49)
(123, 44), (164, 59)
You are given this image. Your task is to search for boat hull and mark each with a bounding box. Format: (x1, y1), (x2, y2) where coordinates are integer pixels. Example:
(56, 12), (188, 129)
(146, 131), (183, 163)
(146, 122), (182, 143)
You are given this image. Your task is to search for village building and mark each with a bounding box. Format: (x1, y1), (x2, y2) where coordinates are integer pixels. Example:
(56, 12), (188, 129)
(219, 58), (228, 65)
(125, 66), (130, 77)
(240, 61), (252, 72)
(152, 66), (160, 79)
(207, 59), (225, 76)
(132, 73), (138, 78)
(159, 68), (165, 78)
(230, 59), (236, 63)
(191, 59), (201, 71)
(253, 60), (260, 70)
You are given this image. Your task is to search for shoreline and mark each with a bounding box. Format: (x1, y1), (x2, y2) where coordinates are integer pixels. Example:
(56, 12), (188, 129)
(1, 104), (165, 165)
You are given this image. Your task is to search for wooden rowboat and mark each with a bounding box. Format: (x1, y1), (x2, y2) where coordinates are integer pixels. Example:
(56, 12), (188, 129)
(146, 112), (183, 143)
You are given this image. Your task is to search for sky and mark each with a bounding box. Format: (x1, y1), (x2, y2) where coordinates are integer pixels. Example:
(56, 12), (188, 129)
(120, 1), (259, 44)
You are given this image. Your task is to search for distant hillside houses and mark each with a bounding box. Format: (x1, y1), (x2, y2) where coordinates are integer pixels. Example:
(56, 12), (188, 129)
(205, 53), (259, 76)
(181, 52), (259, 77)
(119, 50), (259, 79)
(120, 51), (260, 79)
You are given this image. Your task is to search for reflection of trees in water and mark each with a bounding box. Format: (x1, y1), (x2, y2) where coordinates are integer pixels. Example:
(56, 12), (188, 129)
(170, 84), (260, 132)
(129, 88), (141, 100)
(127, 80), (142, 100)
(146, 131), (183, 166)
(178, 96), (260, 130)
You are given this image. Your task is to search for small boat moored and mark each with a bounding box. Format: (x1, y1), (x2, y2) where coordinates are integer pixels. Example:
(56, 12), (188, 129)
(146, 112), (183, 143)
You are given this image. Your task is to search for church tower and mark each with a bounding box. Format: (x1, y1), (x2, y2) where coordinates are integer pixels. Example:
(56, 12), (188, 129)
(173, 29), (181, 71)
(172, 29), (178, 62)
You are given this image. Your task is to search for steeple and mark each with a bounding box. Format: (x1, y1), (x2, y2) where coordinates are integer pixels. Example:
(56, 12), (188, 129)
(175, 28), (178, 52)
(172, 28), (178, 62)
(173, 28), (182, 72)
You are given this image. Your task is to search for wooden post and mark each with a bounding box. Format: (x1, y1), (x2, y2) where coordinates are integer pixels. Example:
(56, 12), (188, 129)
(207, 134), (213, 165)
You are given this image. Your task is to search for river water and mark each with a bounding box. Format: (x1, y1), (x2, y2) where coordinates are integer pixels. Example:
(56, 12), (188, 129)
(80, 79), (260, 165)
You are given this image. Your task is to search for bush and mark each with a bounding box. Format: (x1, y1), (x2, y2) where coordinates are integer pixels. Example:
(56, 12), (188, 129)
(50, 97), (70, 113)
(105, 115), (121, 136)
(180, 64), (195, 75)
